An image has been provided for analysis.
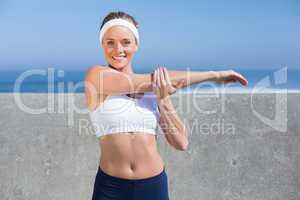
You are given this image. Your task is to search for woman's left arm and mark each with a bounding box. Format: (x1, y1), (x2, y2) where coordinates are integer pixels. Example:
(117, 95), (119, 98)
(152, 66), (248, 150)
(153, 67), (188, 151)
(158, 96), (188, 151)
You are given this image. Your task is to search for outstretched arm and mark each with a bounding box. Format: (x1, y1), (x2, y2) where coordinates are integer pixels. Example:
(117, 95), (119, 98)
(85, 65), (247, 96)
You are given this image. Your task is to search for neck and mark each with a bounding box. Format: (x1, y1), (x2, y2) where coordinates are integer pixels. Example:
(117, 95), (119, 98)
(108, 62), (134, 74)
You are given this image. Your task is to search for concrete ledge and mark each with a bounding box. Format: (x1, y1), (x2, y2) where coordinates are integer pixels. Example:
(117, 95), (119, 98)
(0, 93), (299, 200)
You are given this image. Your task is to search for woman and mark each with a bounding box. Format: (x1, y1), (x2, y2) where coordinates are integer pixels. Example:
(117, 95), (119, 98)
(84, 11), (248, 200)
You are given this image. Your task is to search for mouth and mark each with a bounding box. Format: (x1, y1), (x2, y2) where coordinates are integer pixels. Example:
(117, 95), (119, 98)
(112, 55), (127, 61)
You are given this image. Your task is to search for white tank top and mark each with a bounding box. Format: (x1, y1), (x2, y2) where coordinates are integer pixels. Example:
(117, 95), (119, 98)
(89, 91), (160, 138)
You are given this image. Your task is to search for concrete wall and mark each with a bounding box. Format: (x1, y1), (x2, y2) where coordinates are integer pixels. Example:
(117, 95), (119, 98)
(0, 93), (299, 200)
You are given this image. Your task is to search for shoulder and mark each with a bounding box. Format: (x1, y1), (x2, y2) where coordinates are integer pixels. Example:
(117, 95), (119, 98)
(84, 64), (122, 80)
(84, 64), (107, 79)
(84, 65), (109, 107)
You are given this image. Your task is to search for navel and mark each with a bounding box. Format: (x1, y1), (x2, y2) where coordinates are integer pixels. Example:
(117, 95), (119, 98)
(130, 162), (136, 171)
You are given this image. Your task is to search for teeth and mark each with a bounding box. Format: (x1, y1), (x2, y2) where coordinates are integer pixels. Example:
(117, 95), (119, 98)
(113, 56), (126, 61)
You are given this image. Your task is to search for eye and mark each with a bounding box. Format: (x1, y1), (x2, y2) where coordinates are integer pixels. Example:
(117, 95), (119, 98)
(107, 41), (114, 46)
(122, 40), (131, 46)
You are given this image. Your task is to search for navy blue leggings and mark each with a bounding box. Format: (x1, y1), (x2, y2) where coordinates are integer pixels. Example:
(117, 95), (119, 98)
(92, 166), (170, 200)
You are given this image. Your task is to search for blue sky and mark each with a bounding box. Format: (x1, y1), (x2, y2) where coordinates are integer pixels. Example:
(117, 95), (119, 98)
(0, 0), (299, 71)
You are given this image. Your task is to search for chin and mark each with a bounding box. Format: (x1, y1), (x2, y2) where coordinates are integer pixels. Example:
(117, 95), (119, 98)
(110, 61), (129, 69)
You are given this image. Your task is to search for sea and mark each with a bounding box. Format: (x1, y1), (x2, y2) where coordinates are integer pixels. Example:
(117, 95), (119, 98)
(0, 67), (299, 93)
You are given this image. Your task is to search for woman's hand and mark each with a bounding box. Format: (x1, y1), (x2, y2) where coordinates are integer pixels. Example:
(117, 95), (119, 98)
(152, 67), (185, 100)
(214, 70), (248, 86)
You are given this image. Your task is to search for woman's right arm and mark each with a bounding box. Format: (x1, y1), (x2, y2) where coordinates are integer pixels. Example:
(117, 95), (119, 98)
(84, 65), (247, 96)
(84, 65), (154, 96)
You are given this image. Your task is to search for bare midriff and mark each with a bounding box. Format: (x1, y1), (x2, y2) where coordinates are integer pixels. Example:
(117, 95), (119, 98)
(98, 132), (165, 180)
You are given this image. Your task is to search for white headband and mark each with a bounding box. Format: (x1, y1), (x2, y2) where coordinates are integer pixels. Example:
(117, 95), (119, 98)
(99, 18), (139, 46)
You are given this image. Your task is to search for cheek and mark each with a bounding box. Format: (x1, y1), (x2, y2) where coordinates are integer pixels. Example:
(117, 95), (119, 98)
(104, 49), (113, 58)
(125, 47), (137, 56)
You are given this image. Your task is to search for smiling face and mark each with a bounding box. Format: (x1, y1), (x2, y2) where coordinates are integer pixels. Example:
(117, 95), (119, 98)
(102, 25), (138, 71)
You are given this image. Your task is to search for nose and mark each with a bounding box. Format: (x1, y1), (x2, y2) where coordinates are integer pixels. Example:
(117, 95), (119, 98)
(115, 42), (124, 53)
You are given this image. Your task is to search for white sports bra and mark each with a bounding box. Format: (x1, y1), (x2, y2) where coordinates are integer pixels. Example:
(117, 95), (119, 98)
(89, 91), (160, 138)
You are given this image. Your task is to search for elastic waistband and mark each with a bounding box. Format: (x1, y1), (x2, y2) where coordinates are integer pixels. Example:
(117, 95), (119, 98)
(97, 165), (167, 185)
